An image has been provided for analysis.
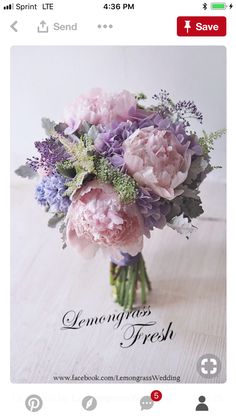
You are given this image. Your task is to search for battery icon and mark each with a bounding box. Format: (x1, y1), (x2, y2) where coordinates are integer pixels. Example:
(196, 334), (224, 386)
(211, 2), (227, 9)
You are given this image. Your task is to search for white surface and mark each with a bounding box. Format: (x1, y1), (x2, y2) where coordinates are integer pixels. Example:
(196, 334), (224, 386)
(10, 46), (226, 383)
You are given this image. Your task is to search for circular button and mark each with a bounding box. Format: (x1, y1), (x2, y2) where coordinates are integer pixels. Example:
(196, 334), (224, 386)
(150, 390), (162, 402)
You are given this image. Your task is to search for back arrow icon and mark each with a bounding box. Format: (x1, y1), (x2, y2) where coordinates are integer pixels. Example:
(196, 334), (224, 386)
(10, 21), (18, 32)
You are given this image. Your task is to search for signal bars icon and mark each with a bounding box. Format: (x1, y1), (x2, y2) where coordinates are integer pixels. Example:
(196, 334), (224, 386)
(3, 3), (14, 9)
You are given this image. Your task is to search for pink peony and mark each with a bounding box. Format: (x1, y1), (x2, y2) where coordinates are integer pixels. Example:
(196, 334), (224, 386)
(66, 180), (144, 259)
(123, 126), (193, 200)
(64, 88), (136, 134)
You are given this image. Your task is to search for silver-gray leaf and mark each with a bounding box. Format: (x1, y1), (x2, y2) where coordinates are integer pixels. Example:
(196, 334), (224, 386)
(15, 165), (37, 179)
(41, 117), (56, 136)
(48, 213), (65, 228)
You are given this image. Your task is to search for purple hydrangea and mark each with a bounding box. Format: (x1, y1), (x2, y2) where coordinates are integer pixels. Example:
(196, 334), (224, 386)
(94, 121), (136, 168)
(35, 173), (71, 214)
(27, 137), (71, 174)
(137, 188), (170, 235)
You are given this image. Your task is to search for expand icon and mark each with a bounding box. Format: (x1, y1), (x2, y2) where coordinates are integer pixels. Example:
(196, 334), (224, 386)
(197, 354), (222, 378)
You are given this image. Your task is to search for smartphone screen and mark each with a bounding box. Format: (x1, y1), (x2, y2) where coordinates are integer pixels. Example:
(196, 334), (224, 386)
(1, 0), (234, 417)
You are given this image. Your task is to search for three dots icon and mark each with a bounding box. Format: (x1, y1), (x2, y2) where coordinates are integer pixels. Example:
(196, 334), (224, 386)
(98, 24), (113, 29)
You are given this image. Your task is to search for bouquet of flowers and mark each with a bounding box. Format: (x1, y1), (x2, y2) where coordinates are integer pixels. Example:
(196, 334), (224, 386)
(16, 89), (224, 310)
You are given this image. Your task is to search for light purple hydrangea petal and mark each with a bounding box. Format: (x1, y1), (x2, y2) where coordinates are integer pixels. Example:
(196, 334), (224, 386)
(137, 188), (170, 234)
(36, 174), (71, 214)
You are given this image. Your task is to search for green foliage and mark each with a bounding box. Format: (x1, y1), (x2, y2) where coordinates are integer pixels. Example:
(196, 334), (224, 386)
(57, 134), (95, 172)
(64, 171), (90, 197)
(94, 157), (138, 204)
(112, 172), (138, 204)
(40, 120), (138, 203)
(135, 92), (147, 101)
(167, 191), (204, 222)
(55, 135), (95, 196)
(94, 156), (113, 183)
(184, 155), (215, 192)
(180, 197), (204, 219)
(185, 156), (208, 185)
(199, 129), (226, 155)
(56, 160), (76, 178)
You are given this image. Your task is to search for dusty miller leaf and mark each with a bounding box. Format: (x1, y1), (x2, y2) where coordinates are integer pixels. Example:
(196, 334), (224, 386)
(185, 156), (208, 186)
(182, 185), (200, 200)
(181, 197), (204, 219)
(48, 213), (65, 228)
(64, 171), (88, 197)
(15, 165), (37, 179)
(59, 222), (67, 249)
(167, 193), (204, 221)
(41, 117), (56, 136)
(168, 214), (196, 238)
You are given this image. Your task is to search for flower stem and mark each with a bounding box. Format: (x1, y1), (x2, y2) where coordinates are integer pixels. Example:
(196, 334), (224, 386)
(140, 271), (147, 305)
(128, 265), (137, 310)
(140, 254), (152, 291)
(110, 262), (116, 286)
(110, 253), (151, 310)
(119, 268), (126, 306)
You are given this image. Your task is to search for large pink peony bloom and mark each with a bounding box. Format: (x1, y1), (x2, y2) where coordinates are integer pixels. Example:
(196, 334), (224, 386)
(123, 126), (193, 200)
(66, 180), (144, 259)
(64, 88), (136, 134)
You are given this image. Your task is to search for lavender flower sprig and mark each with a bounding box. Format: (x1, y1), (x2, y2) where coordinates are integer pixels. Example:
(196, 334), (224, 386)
(27, 137), (71, 174)
(152, 89), (203, 127)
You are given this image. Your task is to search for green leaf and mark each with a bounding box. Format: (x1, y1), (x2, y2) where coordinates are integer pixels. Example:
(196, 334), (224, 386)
(199, 129), (226, 155)
(182, 185), (200, 200)
(181, 197), (204, 219)
(56, 161), (76, 178)
(64, 171), (89, 197)
(135, 92), (147, 101)
(15, 165), (37, 179)
(167, 194), (204, 221)
(185, 156), (209, 185)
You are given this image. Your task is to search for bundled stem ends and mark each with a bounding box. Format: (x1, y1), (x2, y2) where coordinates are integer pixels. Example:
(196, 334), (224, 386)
(110, 253), (151, 310)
